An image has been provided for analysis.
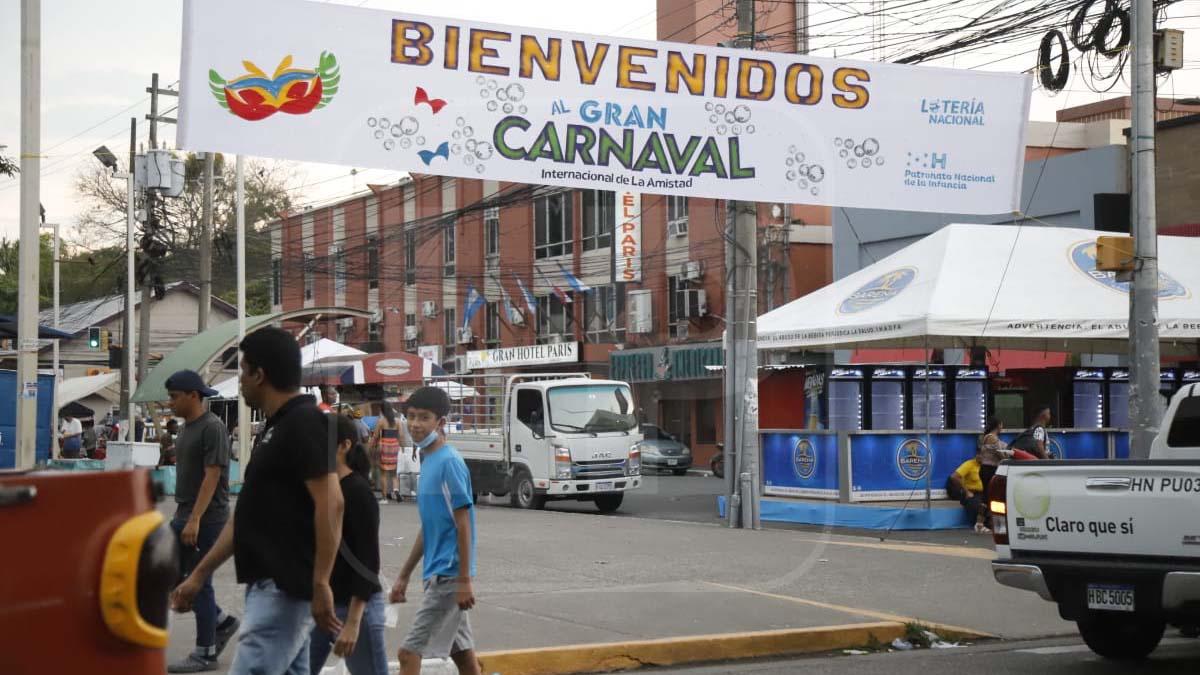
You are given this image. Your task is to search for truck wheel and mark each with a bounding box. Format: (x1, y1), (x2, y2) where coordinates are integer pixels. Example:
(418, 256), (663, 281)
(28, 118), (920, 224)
(1077, 615), (1165, 660)
(510, 470), (545, 510)
(594, 493), (624, 513)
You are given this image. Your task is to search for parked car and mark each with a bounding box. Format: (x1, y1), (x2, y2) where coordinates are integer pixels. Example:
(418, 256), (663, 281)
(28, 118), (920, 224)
(634, 424), (692, 475)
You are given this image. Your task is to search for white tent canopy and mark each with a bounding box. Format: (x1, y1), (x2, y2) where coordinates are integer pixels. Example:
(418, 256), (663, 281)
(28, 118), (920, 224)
(758, 223), (1200, 355)
(59, 372), (119, 406)
(210, 338), (365, 398)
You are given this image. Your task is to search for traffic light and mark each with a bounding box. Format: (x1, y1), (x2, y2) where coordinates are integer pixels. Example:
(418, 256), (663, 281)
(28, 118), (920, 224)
(88, 327), (101, 350)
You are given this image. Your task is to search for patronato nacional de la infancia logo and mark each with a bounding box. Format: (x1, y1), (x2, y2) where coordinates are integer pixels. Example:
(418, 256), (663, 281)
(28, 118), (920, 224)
(1068, 241), (1187, 299)
(896, 438), (930, 481)
(210, 52), (340, 121)
(793, 438), (817, 480)
(838, 267), (917, 314)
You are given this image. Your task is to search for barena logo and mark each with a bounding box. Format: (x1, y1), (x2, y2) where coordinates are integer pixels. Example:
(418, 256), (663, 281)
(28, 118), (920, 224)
(793, 438), (817, 480)
(895, 438), (930, 481)
(1068, 241), (1187, 300)
(210, 52), (340, 121)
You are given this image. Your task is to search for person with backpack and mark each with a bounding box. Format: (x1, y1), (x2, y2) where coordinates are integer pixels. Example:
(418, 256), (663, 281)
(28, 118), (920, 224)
(1010, 405), (1052, 459)
(977, 417), (1014, 494)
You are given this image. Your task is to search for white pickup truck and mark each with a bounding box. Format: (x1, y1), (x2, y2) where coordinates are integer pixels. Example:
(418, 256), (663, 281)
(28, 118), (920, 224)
(990, 385), (1200, 659)
(434, 373), (643, 513)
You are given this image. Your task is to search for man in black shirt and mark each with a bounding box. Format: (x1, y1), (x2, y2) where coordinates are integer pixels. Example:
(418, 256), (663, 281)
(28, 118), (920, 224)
(164, 369), (238, 673)
(173, 327), (344, 674)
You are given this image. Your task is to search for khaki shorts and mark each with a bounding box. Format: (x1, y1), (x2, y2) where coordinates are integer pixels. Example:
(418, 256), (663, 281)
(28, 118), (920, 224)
(401, 576), (475, 658)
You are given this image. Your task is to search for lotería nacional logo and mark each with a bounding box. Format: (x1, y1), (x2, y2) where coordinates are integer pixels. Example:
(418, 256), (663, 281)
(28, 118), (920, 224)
(210, 52), (340, 121)
(792, 438), (817, 480)
(838, 267), (917, 314)
(1068, 241), (1188, 299)
(920, 97), (986, 127)
(895, 438), (930, 481)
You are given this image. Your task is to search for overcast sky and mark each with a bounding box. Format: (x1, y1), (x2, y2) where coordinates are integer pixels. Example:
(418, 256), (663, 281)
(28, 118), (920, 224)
(2, 0), (1198, 243)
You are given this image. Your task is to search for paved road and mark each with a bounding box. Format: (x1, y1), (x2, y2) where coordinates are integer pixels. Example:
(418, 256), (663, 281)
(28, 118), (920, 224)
(646, 636), (1200, 674)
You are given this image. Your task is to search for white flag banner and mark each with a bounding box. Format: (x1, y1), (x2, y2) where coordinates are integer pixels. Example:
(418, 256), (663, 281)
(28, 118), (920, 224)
(179, 0), (1032, 214)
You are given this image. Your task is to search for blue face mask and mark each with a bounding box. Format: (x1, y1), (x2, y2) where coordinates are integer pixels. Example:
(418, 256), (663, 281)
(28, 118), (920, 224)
(415, 429), (439, 450)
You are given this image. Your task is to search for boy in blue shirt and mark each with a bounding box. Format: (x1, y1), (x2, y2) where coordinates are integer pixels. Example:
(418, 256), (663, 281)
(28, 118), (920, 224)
(389, 386), (479, 675)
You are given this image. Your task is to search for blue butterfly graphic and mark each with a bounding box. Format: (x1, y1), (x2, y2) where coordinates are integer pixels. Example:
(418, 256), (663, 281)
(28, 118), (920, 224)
(418, 141), (450, 165)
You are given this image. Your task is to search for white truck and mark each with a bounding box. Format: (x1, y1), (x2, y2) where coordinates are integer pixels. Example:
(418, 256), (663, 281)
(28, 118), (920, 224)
(990, 385), (1200, 660)
(432, 373), (643, 513)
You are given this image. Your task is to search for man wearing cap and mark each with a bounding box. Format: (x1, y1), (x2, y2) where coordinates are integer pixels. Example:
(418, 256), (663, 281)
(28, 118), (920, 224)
(165, 369), (239, 672)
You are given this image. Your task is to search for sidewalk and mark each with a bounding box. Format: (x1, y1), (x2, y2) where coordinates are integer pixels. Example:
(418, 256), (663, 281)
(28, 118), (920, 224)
(167, 501), (1072, 673)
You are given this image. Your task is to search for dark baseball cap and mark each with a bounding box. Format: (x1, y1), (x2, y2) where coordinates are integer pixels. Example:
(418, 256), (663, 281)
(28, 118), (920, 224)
(165, 369), (219, 398)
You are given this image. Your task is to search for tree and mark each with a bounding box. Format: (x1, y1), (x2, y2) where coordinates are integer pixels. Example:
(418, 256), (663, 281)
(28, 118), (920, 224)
(0, 234), (52, 315)
(0, 153), (17, 178)
(72, 152), (295, 310)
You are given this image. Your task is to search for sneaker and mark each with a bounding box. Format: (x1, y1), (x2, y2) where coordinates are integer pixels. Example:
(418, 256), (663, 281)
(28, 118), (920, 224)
(214, 615), (240, 657)
(167, 654), (218, 673)
(974, 523), (992, 534)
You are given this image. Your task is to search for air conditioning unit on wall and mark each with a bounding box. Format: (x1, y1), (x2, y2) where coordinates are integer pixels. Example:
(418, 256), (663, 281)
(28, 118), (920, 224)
(422, 300), (438, 318)
(679, 260), (703, 281)
(457, 327), (473, 344)
(337, 317), (355, 329)
(404, 325), (419, 340)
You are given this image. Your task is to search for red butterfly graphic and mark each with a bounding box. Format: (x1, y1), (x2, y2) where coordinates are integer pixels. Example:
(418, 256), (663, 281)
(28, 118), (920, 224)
(414, 86), (447, 113)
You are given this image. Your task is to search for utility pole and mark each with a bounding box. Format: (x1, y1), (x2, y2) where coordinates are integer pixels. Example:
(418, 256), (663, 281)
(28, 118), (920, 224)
(17, 0), (41, 469)
(123, 119), (137, 441)
(137, 73), (161, 389)
(198, 151), (215, 331)
(723, 0), (761, 529)
(1128, 0), (1161, 458)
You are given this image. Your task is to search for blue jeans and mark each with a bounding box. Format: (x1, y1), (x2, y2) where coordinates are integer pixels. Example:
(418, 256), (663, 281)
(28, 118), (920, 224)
(229, 579), (314, 675)
(171, 516), (226, 649)
(308, 593), (389, 675)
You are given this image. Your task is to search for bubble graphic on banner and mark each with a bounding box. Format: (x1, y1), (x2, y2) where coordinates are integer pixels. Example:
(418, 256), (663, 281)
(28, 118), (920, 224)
(847, 158), (858, 168)
(486, 79), (499, 91)
(785, 157), (795, 167)
(505, 83), (526, 102)
(839, 149), (849, 159)
(374, 129), (384, 139)
(732, 124), (743, 135)
(479, 89), (490, 99)
(724, 111), (736, 124)
(807, 165), (825, 183)
(854, 145), (866, 158)
(709, 114), (719, 124)
(391, 126), (403, 138)
(843, 138), (856, 149)
(705, 102), (715, 112)
(746, 124), (756, 134)
(716, 124), (727, 135)
(497, 88), (509, 101)
(798, 178), (808, 189)
(811, 187), (820, 196)
(464, 153), (475, 165)
(715, 103), (726, 114)
(862, 157), (873, 167)
(466, 139), (478, 153)
(862, 138), (880, 156)
(476, 164), (486, 174)
(416, 135), (426, 146)
(788, 145), (798, 153)
(400, 137), (412, 149)
(383, 139), (395, 151)
(783, 145), (826, 197)
(452, 130), (461, 140)
(876, 156), (885, 165)
(519, 104), (528, 114)
(474, 142), (494, 160)
(795, 152), (805, 163)
(786, 170), (797, 181)
(486, 100), (498, 112)
(733, 105), (751, 123)
(456, 117), (466, 127)
(503, 103), (514, 114)
(398, 116), (419, 135)
(378, 117), (391, 129)
(463, 126), (474, 137)
(367, 117), (377, 128)
(475, 75), (486, 85)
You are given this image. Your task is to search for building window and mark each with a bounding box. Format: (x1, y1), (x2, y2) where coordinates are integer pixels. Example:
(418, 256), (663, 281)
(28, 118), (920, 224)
(404, 230), (416, 286)
(333, 246), (347, 297)
(303, 252), (314, 301)
(443, 308), (457, 347)
(581, 190), (614, 252)
(536, 294), (570, 343)
(534, 192), (573, 259)
(443, 218), (456, 277)
(485, 207), (500, 257)
(667, 195), (689, 236)
(585, 285), (625, 343)
(271, 258), (282, 306)
(485, 301), (500, 345)
(367, 236), (379, 290)
(668, 275), (683, 337)
(368, 320), (381, 343)
(405, 312), (417, 351)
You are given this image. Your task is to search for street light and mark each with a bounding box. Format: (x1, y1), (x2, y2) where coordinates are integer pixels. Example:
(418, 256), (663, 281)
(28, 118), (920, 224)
(94, 137), (136, 442)
(40, 221), (60, 456)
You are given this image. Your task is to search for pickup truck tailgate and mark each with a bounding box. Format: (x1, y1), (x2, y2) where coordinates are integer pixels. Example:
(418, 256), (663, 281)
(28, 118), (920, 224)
(1005, 462), (1200, 558)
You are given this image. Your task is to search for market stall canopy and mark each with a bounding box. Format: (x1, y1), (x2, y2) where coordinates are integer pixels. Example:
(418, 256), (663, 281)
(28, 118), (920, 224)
(302, 351), (444, 386)
(59, 372), (119, 406)
(132, 307), (372, 403)
(757, 223), (1200, 355)
(211, 338), (365, 398)
(428, 380), (479, 400)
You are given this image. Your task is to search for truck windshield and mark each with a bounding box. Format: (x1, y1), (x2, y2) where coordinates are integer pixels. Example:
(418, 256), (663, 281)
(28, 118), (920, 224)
(547, 384), (637, 434)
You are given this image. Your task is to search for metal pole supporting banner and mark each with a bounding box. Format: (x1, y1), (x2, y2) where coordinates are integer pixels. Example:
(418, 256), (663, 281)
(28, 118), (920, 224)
(16, 0), (41, 469)
(49, 224), (60, 458)
(236, 156), (251, 462)
(125, 120), (137, 442)
(199, 152), (215, 332)
(1128, 0), (1161, 458)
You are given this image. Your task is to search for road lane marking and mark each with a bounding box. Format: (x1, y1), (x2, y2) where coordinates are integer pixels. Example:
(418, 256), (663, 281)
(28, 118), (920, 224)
(1017, 638), (1194, 655)
(703, 581), (996, 639)
(792, 537), (996, 561)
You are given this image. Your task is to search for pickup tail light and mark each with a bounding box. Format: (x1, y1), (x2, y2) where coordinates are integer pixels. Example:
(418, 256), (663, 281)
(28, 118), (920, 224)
(988, 474), (1009, 546)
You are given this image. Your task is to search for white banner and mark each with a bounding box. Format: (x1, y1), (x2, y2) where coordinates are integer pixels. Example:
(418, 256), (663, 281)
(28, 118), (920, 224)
(179, 0), (1031, 214)
(466, 342), (579, 370)
(617, 191), (642, 282)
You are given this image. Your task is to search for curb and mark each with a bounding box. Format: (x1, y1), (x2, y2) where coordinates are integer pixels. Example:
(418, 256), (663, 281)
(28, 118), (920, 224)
(478, 620), (983, 675)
